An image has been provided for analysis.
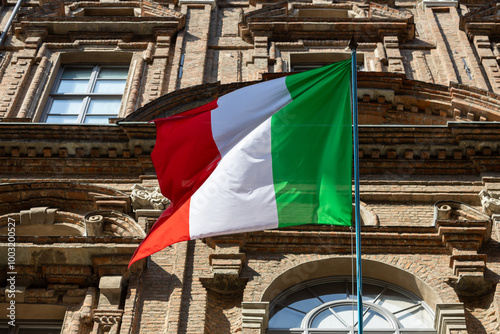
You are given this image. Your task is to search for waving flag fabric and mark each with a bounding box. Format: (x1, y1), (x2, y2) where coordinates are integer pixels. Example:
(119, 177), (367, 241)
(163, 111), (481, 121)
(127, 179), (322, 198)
(130, 59), (353, 265)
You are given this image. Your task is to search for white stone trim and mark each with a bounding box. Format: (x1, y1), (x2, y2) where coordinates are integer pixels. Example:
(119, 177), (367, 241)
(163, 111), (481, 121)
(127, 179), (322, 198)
(242, 302), (269, 334)
(434, 303), (467, 334)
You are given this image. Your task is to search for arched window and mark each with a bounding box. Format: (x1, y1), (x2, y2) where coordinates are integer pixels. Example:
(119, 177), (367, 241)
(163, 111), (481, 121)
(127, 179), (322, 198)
(268, 276), (436, 334)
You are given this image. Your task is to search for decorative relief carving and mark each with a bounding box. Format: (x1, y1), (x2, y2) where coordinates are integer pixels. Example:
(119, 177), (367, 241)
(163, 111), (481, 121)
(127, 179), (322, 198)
(93, 309), (123, 334)
(434, 200), (494, 297)
(479, 190), (500, 216)
(131, 184), (170, 210)
(84, 210), (146, 238)
(86, 214), (104, 237)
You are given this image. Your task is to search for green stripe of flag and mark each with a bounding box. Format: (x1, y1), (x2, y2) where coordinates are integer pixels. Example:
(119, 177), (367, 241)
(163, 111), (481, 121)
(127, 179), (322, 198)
(271, 59), (353, 227)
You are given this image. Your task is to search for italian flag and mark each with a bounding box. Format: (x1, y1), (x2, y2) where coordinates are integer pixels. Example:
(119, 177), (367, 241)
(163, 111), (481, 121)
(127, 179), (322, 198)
(130, 59), (353, 265)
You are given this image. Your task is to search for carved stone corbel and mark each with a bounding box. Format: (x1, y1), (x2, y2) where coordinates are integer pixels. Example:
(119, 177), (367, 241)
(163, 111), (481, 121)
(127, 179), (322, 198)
(93, 309), (123, 334)
(200, 243), (248, 295)
(479, 190), (500, 216)
(130, 184), (170, 211)
(435, 201), (494, 297)
(92, 276), (125, 334)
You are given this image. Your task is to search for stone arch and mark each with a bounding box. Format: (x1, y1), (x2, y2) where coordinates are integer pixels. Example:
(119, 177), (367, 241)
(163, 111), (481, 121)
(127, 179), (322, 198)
(0, 182), (130, 215)
(242, 258), (466, 334)
(0, 182), (145, 238)
(261, 257), (441, 310)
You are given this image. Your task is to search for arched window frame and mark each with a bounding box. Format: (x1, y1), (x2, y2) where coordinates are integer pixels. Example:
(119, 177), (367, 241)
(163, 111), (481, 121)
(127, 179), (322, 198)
(267, 277), (437, 334)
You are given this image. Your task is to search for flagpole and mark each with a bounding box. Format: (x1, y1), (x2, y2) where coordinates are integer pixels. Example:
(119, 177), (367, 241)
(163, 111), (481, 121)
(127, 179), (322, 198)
(349, 37), (364, 334)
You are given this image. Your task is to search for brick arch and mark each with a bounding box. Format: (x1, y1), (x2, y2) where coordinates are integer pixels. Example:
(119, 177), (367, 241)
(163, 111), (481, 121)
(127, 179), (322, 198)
(0, 182), (129, 215)
(0, 208), (86, 236)
(261, 257), (442, 310)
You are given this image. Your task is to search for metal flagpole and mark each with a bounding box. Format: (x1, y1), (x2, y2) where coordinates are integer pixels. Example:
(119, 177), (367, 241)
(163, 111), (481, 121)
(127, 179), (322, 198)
(349, 37), (364, 334)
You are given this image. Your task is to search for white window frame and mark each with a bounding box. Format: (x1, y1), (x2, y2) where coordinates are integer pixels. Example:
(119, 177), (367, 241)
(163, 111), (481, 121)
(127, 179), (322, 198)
(267, 277), (436, 334)
(41, 64), (129, 124)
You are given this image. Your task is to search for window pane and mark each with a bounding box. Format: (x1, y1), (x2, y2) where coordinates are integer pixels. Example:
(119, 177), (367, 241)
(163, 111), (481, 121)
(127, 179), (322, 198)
(61, 67), (92, 79)
(83, 116), (114, 124)
(93, 80), (126, 94)
(48, 99), (83, 115)
(363, 308), (392, 329)
(397, 305), (434, 329)
(87, 99), (121, 114)
(98, 67), (129, 79)
(268, 306), (304, 329)
(311, 308), (346, 328)
(362, 284), (385, 303)
(311, 283), (348, 302)
(377, 289), (417, 313)
(45, 115), (79, 123)
(56, 79), (89, 93)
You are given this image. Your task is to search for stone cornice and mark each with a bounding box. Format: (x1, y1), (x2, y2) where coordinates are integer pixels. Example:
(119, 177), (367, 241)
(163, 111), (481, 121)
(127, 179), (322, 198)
(459, 1), (500, 38)
(205, 218), (491, 255)
(0, 123), (156, 177)
(239, 2), (415, 43)
(14, 1), (186, 42)
(127, 72), (500, 124)
(1, 123), (500, 177)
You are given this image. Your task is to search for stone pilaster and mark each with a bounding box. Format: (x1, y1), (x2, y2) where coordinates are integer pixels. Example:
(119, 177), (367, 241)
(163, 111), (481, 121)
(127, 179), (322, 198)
(92, 276), (125, 334)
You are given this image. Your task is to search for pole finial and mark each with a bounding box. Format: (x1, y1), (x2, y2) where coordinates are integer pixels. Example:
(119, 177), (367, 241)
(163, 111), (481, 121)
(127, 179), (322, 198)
(349, 37), (358, 50)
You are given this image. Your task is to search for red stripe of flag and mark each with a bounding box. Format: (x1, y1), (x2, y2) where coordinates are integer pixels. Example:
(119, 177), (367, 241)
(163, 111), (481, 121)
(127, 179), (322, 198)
(130, 100), (220, 265)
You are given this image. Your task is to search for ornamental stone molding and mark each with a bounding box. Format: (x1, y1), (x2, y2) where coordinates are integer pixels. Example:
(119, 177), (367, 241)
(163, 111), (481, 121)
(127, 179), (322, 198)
(242, 302), (269, 334)
(92, 276), (125, 334)
(131, 184), (170, 211)
(479, 190), (500, 216)
(421, 0), (458, 8)
(19, 206), (57, 225)
(92, 309), (123, 334)
(84, 210), (146, 238)
(86, 214), (104, 237)
(434, 201), (494, 297)
(434, 304), (467, 334)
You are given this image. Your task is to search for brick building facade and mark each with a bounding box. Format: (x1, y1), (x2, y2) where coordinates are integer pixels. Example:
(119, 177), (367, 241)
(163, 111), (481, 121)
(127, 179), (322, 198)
(1, 0), (500, 333)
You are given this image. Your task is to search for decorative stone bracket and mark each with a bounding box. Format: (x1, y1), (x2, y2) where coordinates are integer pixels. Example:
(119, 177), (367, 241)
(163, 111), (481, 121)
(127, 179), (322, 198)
(242, 302), (269, 334)
(200, 244), (247, 295)
(434, 303), (467, 334)
(130, 184), (170, 211)
(92, 276), (126, 334)
(480, 190), (500, 217)
(435, 201), (493, 297)
(93, 309), (124, 334)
